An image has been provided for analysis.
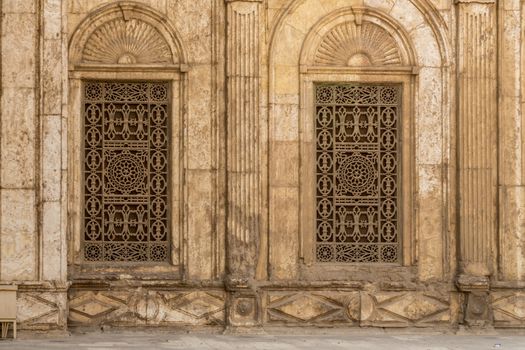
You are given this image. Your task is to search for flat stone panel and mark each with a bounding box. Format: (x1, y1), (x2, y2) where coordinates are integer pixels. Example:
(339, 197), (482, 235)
(0, 189), (36, 281)
(390, 0), (426, 32)
(417, 164), (444, 281)
(186, 170), (214, 280)
(1, 13), (37, 88)
(2, 0), (36, 13)
(270, 103), (299, 142)
(269, 187), (299, 280)
(42, 201), (64, 281)
(42, 115), (62, 202)
(167, 0), (211, 64)
(417, 67), (443, 165)
(1, 88), (36, 188)
(499, 186), (525, 281)
(410, 26), (442, 68)
(42, 40), (64, 115)
(187, 65), (213, 170)
(269, 142), (299, 188)
(44, 0), (62, 40)
(363, 0), (395, 12)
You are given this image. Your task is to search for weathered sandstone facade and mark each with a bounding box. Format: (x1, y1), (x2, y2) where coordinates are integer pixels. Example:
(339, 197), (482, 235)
(1, 0), (525, 332)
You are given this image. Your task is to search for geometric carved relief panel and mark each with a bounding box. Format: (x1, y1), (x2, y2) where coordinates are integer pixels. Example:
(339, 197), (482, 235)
(492, 292), (525, 328)
(315, 84), (401, 263)
(17, 292), (67, 330)
(360, 292), (450, 327)
(68, 290), (225, 326)
(83, 82), (170, 262)
(266, 292), (360, 325)
(264, 291), (450, 327)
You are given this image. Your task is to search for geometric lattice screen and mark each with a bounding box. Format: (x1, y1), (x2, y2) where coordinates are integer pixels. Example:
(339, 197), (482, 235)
(83, 82), (170, 262)
(315, 84), (401, 263)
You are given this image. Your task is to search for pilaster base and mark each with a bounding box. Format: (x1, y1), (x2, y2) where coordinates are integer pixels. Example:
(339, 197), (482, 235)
(457, 275), (491, 327)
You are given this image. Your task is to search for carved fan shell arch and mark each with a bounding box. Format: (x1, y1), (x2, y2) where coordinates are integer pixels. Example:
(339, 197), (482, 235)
(314, 21), (402, 67)
(82, 18), (173, 65)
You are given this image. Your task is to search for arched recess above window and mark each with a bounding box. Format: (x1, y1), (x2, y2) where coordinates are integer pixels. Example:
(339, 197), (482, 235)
(299, 7), (417, 73)
(69, 1), (187, 71)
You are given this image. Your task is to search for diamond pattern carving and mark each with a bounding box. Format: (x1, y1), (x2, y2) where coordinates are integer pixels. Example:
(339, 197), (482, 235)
(492, 292), (525, 327)
(360, 292), (450, 327)
(266, 292), (359, 324)
(17, 292), (66, 329)
(69, 290), (225, 326)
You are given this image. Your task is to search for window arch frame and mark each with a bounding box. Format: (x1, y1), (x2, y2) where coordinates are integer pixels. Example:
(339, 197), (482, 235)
(296, 8), (418, 279)
(67, 2), (188, 278)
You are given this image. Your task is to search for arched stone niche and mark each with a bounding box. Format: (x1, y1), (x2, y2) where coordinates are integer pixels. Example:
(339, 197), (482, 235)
(67, 1), (187, 278)
(267, 0), (452, 282)
(69, 1), (187, 67)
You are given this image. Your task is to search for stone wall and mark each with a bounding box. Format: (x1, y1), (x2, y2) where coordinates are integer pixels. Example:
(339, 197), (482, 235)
(0, 0), (524, 332)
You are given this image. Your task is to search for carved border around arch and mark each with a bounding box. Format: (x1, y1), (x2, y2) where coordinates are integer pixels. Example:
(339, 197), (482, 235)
(69, 1), (187, 66)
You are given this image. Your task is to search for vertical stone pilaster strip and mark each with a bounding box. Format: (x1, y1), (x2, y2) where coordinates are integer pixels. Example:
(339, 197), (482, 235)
(224, 0), (262, 328)
(457, 0), (497, 278)
(225, 0), (262, 284)
(456, 0), (497, 327)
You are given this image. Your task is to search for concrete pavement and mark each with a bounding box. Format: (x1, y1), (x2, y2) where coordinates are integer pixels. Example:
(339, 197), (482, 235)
(0, 329), (524, 349)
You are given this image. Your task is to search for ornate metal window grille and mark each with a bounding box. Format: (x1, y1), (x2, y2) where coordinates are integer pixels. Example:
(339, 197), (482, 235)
(83, 81), (170, 262)
(315, 84), (401, 263)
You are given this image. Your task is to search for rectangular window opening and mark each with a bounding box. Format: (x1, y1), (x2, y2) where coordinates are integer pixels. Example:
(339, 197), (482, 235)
(315, 83), (401, 264)
(82, 81), (170, 263)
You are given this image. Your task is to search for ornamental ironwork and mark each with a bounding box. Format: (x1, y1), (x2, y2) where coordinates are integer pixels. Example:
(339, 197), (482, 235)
(315, 84), (401, 263)
(83, 81), (170, 262)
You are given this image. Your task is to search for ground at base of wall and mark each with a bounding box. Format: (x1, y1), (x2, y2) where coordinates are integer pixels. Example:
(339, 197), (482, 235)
(2, 330), (525, 350)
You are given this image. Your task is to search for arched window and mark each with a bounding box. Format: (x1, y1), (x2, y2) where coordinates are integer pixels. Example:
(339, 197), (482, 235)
(68, 2), (186, 271)
(297, 8), (417, 267)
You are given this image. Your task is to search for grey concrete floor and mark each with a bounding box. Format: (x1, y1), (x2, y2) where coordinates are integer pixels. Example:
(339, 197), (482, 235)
(0, 330), (524, 350)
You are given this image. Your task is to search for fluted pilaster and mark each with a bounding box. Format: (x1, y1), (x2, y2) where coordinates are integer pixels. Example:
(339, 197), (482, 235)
(457, 0), (497, 277)
(225, 0), (261, 280)
(456, 0), (497, 327)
